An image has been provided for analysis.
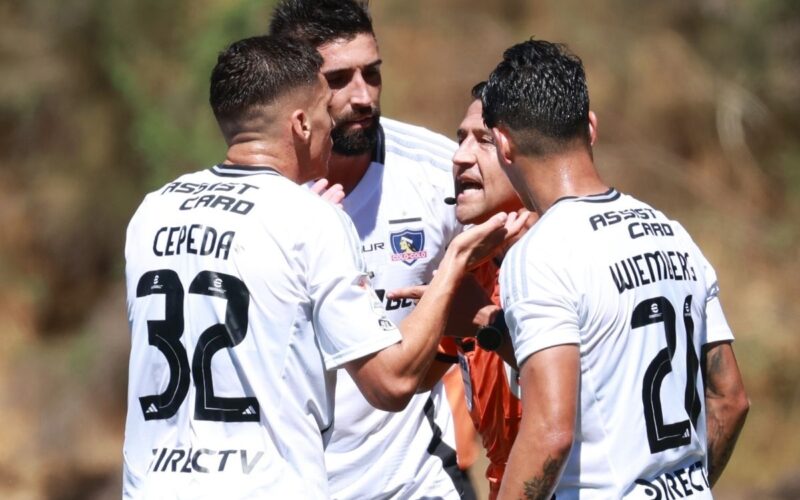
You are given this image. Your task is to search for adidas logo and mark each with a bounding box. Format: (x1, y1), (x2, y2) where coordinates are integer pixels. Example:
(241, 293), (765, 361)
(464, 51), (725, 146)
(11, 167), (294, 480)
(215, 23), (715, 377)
(242, 406), (257, 416)
(146, 403), (158, 414)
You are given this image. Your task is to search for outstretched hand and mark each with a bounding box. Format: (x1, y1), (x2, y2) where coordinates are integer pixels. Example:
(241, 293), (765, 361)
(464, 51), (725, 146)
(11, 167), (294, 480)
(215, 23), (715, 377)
(309, 178), (345, 208)
(388, 273), (494, 338)
(454, 210), (530, 270)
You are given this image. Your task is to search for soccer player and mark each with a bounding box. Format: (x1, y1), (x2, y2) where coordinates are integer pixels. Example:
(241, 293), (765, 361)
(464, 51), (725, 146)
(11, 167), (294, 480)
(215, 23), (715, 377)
(122, 35), (518, 499)
(269, 1), (478, 498)
(481, 39), (750, 499)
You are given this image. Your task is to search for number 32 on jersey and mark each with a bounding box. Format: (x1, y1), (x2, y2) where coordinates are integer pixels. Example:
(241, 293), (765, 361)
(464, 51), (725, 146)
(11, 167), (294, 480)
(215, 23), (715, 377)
(135, 269), (259, 423)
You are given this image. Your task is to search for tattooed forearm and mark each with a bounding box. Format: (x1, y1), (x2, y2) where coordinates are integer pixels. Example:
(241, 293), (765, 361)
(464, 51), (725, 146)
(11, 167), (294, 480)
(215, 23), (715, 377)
(706, 348), (724, 382)
(703, 342), (749, 487)
(522, 455), (561, 500)
(707, 412), (745, 487)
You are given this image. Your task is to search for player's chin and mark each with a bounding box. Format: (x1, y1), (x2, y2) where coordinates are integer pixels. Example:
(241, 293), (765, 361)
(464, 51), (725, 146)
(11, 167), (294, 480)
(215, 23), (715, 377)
(455, 204), (486, 226)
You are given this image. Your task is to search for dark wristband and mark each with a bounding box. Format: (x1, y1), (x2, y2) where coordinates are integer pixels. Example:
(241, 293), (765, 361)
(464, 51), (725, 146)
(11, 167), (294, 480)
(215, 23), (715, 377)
(476, 310), (507, 352)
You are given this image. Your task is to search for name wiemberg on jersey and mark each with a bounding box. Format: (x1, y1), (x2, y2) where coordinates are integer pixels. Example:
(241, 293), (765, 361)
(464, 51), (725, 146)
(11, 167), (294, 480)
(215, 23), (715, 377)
(609, 249), (697, 294)
(148, 447), (264, 475)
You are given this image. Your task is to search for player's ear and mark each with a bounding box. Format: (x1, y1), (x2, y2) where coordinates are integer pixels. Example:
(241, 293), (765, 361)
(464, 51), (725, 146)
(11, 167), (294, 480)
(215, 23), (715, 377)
(588, 111), (598, 146)
(291, 108), (312, 143)
(492, 125), (515, 166)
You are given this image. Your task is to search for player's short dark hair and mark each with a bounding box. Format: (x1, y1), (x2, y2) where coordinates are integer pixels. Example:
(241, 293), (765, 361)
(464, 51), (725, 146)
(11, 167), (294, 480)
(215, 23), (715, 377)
(268, 0), (374, 48)
(209, 35), (322, 126)
(483, 39), (590, 156)
(471, 81), (487, 101)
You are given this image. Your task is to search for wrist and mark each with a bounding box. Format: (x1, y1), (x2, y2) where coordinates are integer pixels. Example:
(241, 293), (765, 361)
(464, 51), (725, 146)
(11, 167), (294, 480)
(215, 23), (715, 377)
(476, 309), (508, 352)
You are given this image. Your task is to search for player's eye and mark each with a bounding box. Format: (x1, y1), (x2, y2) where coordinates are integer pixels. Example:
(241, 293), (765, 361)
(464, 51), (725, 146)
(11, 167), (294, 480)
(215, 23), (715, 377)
(363, 65), (382, 86)
(325, 71), (351, 90)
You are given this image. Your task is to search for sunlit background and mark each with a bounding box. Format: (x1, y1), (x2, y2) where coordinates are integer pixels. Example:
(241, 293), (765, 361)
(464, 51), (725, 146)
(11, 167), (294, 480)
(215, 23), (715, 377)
(1, 0), (798, 498)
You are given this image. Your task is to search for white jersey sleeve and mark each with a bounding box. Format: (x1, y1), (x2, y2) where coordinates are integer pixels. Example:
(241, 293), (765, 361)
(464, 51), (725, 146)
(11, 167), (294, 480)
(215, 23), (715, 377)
(501, 234), (582, 366)
(308, 207), (401, 369)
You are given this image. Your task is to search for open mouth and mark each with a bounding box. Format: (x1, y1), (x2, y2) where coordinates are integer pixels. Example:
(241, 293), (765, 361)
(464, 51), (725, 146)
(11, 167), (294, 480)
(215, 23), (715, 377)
(456, 178), (484, 196)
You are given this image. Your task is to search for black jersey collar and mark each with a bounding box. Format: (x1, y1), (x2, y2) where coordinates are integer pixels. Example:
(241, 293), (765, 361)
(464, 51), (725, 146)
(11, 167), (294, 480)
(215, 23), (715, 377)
(210, 164), (282, 178)
(551, 187), (620, 207)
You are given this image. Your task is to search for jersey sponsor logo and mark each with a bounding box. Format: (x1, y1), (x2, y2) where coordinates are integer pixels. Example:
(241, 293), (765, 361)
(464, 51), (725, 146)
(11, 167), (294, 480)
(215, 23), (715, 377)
(374, 289), (415, 311)
(147, 447), (264, 474)
(361, 242), (385, 253)
(389, 229), (427, 266)
(161, 182), (260, 216)
(161, 181), (259, 196)
(589, 207), (659, 231)
(632, 461), (709, 499)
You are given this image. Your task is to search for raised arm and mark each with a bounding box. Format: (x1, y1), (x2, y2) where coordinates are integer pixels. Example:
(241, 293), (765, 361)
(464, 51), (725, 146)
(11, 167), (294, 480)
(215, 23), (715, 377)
(497, 344), (579, 500)
(345, 212), (521, 411)
(702, 341), (749, 486)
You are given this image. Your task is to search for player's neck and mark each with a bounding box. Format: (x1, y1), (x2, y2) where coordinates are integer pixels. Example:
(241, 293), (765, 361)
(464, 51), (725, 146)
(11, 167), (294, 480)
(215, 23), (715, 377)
(325, 151), (372, 195)
(520, 150), (608, 215)
(224, 140), (301, 183)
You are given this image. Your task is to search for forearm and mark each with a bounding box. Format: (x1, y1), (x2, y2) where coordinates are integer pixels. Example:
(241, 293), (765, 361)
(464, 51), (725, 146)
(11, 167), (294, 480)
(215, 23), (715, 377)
(499, 430), (571, 500)
(703, 342), (749, 486)
(706, 399), (747, 486)
(389, 251), (467, 381)
(498, 344), (579, 500)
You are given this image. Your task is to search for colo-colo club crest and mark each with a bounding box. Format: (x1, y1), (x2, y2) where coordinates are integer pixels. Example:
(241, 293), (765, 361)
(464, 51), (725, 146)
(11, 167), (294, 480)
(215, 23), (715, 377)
(390, 229), (427, 266)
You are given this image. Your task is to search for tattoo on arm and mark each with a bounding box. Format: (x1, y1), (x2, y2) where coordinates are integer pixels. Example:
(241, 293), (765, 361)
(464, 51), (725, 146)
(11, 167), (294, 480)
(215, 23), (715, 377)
(706, 348), (725, 385)
(703, 343), (748, 487)
(523, 455), (561, 500)
(707, 411), (744, 486)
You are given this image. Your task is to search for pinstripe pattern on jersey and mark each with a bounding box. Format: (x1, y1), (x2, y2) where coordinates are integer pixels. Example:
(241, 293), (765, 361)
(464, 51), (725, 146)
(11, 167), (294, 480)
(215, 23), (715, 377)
(379, 117), (456, 172)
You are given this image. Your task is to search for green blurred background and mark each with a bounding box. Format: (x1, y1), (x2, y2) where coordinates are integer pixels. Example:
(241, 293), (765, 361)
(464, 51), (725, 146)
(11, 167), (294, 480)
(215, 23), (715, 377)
(1, 0), (798, 498)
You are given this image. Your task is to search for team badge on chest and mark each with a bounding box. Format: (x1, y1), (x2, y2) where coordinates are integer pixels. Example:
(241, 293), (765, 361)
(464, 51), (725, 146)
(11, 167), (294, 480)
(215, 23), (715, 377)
(389, 229), (427, 266)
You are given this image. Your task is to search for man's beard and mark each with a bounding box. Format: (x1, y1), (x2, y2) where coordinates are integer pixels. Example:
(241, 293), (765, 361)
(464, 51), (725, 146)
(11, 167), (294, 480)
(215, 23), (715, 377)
(331, 109), (381, 156)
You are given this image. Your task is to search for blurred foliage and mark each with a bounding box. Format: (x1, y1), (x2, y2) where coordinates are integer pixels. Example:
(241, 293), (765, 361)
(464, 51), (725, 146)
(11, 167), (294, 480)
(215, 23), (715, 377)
(0, 0), (798, 498)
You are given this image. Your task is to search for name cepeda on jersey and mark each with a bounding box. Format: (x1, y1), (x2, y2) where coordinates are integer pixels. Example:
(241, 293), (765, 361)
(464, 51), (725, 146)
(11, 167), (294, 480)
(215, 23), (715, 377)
(152, 224), (236, 260)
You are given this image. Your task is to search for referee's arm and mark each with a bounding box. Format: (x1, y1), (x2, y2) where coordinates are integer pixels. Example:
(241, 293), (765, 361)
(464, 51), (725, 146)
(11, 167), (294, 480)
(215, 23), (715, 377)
(702, 341), (749, 487)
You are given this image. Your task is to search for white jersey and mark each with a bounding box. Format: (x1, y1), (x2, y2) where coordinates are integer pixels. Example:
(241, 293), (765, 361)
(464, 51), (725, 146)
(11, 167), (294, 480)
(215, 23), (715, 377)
(123, 164), (401, 499)
(501, 189), (734, 500)
(324, 117), (465, 499)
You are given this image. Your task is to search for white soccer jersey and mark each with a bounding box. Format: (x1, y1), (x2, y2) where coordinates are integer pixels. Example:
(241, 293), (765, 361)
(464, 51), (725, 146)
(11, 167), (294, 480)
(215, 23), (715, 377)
(123, 164), (401, 499)
(501, 189), (734, 499)
(324, 117), (465, 499)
